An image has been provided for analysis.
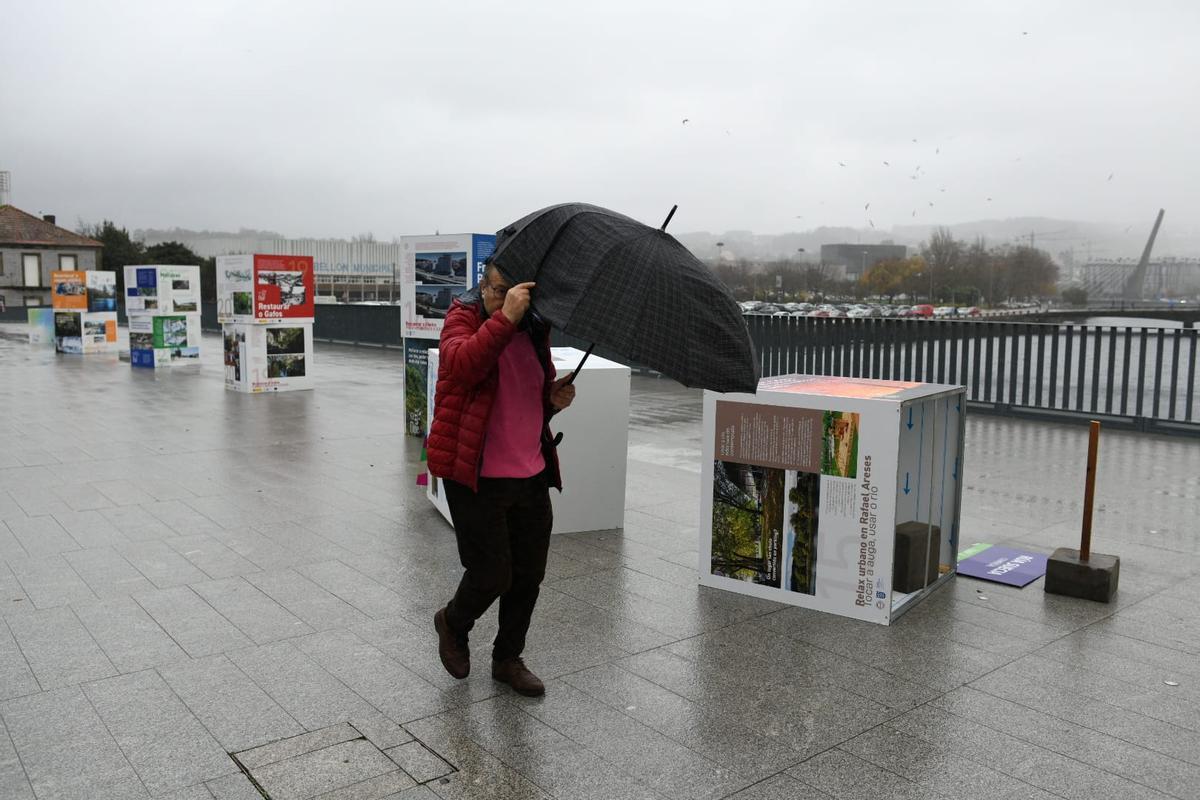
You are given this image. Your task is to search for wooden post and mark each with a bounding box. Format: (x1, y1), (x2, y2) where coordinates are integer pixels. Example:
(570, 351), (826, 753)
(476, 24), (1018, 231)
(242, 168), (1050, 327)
(1080, 420), (1100, 561)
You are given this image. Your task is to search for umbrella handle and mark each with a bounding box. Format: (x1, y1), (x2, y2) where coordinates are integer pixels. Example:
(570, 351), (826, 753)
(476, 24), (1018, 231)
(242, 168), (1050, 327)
(560, 343), (595, 386)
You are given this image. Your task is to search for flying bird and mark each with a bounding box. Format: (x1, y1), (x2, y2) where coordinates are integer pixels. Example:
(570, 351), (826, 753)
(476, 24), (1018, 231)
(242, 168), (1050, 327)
(869, 219), (875, 228)
(929, 202), (934, 207)
(912, 138), (917, 143)
(883, 161), (890, 166)
(1107, 173), (1114, 181)
(1022, 31), (1029, 35)
(986, 197), (993, 202)
(935, 147), (940, 154)
(939, 187), (946, 192)
(838, 161), (846, 167)
(912, 210), (917, 217)
(864, 203), (870, 210)
(681, 119), (689, 124)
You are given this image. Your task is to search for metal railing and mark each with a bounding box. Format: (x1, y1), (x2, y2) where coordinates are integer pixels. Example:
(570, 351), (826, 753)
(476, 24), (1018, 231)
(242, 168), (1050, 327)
(745, 316), (1200, 435)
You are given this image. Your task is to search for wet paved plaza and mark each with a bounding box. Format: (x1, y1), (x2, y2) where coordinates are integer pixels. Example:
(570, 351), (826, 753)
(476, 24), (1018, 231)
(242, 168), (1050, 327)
(1, 325), (1199, 800)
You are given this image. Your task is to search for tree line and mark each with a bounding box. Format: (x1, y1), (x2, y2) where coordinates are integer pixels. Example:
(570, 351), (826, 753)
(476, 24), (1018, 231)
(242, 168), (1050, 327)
(712, 228), (1060, 306)
(77, 221), (215, 304)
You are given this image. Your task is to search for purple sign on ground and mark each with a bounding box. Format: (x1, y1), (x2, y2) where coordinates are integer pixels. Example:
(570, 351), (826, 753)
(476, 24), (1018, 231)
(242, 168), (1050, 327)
(957, 545), (1048, 587)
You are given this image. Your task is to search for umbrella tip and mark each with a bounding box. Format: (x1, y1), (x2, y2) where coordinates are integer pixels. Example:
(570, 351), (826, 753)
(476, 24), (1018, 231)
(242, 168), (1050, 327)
(660, 204), (678, 232)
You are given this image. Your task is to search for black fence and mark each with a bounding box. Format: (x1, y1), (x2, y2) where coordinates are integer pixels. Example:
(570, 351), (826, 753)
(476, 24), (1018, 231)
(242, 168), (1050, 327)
(15, 302), (1194, 434)
(746, 315), (1200, 435)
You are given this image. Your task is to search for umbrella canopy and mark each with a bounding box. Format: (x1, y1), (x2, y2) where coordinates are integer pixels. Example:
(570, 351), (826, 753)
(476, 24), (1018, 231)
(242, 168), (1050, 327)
(488, 202), (758, 393)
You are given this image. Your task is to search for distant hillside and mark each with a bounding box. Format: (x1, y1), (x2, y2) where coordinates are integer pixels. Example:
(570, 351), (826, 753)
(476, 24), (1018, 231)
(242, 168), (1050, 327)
(676, 214), (1200, 264)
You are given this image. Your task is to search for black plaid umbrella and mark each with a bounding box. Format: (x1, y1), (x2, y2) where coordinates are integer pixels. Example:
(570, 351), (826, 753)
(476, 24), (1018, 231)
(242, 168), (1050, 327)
(488, 202), (758, 393)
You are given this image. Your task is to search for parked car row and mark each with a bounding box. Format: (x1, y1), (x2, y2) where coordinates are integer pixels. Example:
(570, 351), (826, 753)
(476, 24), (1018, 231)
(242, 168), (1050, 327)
(740, 301), (982, 319)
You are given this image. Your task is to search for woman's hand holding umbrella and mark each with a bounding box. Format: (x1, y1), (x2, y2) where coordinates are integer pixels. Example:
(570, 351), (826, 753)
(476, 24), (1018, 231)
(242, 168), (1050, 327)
(500, 282), (536, 325)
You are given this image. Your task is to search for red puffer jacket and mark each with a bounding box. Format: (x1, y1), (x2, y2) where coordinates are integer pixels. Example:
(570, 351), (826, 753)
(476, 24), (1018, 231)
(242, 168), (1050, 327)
(426, 291), (562, 493)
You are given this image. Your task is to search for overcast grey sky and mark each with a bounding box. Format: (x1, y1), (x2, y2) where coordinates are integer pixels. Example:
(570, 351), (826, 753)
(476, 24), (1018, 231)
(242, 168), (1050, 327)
(3, 1), (1198, 239)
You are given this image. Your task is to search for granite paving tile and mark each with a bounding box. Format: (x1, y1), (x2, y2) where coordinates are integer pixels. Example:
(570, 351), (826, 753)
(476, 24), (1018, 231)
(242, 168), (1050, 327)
(251, 739), (402, 800)
(0, 521), (29, 562)
(227, 641), (413, 750)
(73, 595), (189, 673)
(6, 553), (96, 609)
(385, 741), (456, 784)
(0, 619), (39, 699)
(244, 568), (373, 630)
(5, 516), (79, 558)
(0, 563), (33, 619)
(205, 771), (262, 800)
(133, 586), (253, 657)
(511, 681), (752, 800)
(115, 540), (210, 588)
(405, 699), (667, 800)
(963, 669), (1200, 766)
(234, 721), (361, 770)
(165, 535), (262, 581)
(62, 546), (155, 598)
(296, 560), (414, 619)
(5, 605), (116, 689)
(841, 725), (1061, 800)
(888, 703), (1177, 800)
(83, 669), (237, 795)
(50, 509), (129, 549)
(294, 629), (454, 725)
(786, 748), (937, 800)
(936, 684), (1200, 796)
(55, 482), (117, 512)
(0, 709), (36, 799)
(158, 654), (305, 752)
(190, 576), (312, 644)
(390, 719), (550, 800)
(0, 686), (148, 800)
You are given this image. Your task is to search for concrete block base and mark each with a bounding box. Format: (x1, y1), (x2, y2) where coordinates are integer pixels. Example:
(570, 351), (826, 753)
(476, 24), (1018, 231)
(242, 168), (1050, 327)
(1044, 548), (1119, 603)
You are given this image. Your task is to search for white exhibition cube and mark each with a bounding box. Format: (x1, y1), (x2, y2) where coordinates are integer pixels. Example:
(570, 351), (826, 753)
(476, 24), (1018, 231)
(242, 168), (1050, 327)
(27, 308), (54, 346)
(222, 323), (314, 393)
(123, 265), (202, 315)
(216, 254), (315, 324)
(53, 311), (118, 354)
(128, 314), (203, 368)
(426, 345), (631, 534)
(50, 270), (118, 354)
(701, 374), (966, 625)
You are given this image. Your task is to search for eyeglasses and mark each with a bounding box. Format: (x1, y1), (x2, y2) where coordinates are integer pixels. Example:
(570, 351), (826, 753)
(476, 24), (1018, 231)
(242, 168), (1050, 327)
(483, 282), (510, 298)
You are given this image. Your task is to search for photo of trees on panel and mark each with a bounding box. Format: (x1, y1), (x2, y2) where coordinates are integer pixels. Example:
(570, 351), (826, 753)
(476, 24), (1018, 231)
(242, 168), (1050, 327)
(711, 460), (784, 588)
(820, 410), (859, 478)
(787, 472), (820, 595)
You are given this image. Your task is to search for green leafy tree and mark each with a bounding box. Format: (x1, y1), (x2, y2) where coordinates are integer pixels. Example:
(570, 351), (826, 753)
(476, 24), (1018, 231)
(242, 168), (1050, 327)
(143, 241), (216, 301)
(78, 220), (145, 302)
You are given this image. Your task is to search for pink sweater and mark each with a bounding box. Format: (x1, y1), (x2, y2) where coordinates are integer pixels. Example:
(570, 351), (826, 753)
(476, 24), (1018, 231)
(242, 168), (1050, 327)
(480, 331), (548, 478)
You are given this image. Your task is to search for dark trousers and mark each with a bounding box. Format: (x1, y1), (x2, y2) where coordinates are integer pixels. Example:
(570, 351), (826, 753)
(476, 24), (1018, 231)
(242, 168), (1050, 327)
(442, 471), (553, 662)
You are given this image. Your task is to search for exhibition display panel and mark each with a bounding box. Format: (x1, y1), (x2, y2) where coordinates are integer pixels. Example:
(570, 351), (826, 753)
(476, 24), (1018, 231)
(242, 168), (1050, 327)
(123, 266), (203, 368)
(425, 346), (631, 534)
(51, 270), (117, 354)
(223, 323), (314, 393)
(216, 255), (315, 392)
(216, 254), (315, 324)
(700, 374), (966, 625)
(400, 234), (494, 340)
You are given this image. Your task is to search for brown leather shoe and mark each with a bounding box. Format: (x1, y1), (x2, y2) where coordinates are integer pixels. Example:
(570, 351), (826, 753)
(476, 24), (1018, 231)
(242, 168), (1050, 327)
(491, 657), (545, 697)
(434, 608), (469, 679)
